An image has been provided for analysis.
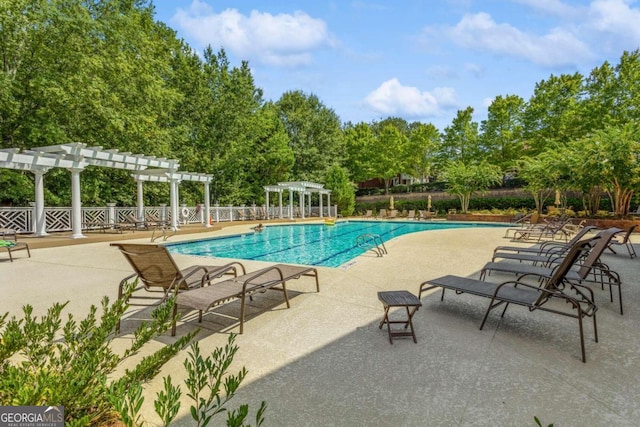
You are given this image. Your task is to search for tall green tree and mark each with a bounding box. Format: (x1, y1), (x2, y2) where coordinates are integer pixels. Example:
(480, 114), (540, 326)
(343, 122), (376, 183)
(480, 95), (525, 172)
(522, 73), (584, 155)
(438, 107), (481, 167)
(370, 123), (409, 193)
(406, 122), (441, 183)
(324, 164), (356, 216)
(276, 91), (345, 182)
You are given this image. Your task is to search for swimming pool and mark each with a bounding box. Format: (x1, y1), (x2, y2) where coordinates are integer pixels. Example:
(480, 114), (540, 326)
(166, 220), (509, 268)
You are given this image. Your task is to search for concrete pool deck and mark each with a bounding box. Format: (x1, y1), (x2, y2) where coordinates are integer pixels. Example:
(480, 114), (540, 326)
(2, 222), (639, 426)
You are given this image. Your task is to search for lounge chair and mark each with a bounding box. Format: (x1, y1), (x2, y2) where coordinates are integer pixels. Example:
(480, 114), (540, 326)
(405, 210), (416, 220)
(377, 209), (387, 219)
(111, 243), (244, 331)
(171, 263), (320, 335)
(362, 210), (373, 219)
(418, 238), (598, 362)
(387, 209), (398, 219)
(511, 217), (574, 242)
(606, 225), (637, 259)
(503, 212), (541, 237)
(0, 228), (30, 262)
(492, 225), (598, 259)
(482, 228), (623, 314)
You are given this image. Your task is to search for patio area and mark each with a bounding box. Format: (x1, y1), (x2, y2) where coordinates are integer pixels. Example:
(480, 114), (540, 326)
(2, 223), (639, 426)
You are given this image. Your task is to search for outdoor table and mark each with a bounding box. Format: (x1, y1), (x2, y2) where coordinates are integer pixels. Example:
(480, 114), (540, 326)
(377, 290), (422, 344)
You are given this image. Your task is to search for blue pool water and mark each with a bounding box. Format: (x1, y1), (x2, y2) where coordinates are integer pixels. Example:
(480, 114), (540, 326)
(166, 220), (508, 268)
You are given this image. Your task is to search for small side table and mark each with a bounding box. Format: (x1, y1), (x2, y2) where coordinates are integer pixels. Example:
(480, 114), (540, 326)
(378, 290), (422, 344)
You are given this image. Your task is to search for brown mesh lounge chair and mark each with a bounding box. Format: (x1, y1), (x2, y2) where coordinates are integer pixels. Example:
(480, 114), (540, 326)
(418, 238), (598, 362)
(481, 228), (623, 314)
(606, 225), (637, 259)
(111, 243), (244, 331)
(0, 228), (30, 262)
(172, 263), (320, 335)
(492, 226), (598, 260)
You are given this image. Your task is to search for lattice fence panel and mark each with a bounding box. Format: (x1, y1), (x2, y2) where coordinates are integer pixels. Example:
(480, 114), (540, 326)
(46, 208), (72, 231)
(0, 209), (31, 232)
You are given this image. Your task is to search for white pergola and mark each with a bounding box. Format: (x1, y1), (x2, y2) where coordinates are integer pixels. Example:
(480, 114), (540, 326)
(263, 181), (331, 219)
(131, 169), (212, 231)
(0, 143), (210, 238)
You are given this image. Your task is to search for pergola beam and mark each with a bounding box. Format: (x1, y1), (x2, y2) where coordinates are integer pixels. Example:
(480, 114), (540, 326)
(1, 144), (214, 237)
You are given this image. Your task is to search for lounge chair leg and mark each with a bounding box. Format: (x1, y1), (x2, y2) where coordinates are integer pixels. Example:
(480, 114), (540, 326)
(239, 296), (246, 334)
(578, 310), (586, 363)
(282, 283), (290, 308)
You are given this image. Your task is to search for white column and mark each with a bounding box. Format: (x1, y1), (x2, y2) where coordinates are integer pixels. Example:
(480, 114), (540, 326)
(33, 169), (49, 236)
(278, 191), (283, 219)
(319, 192), (324, 218)
(136, 179), (144, 220)
(328, 194), (331, 216)
(299, 192), (305, 219)
(289, 191), (294, 220)
(204, 182), (211, 228)
(266, 191), (270, 219)
(170, 178), (179, 230)
(107, 203), (116, 225)
(70, 167), (85, 239)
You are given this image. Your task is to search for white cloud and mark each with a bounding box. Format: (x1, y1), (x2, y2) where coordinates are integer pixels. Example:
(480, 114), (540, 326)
(446, 12), (592, 67)
(364, 78), (457, 117)
(171, 1), (336, 67)
(587, 0), (640, 46)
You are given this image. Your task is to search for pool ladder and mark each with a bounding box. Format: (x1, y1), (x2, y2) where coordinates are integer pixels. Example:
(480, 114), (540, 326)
(356, 233), (388, 257)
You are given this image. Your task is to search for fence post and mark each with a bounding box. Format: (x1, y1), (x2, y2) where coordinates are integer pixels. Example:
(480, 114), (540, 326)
(107, 203), (116, 225)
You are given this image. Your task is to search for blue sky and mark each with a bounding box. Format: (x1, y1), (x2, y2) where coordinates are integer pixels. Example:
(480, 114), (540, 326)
(152, 0), (640, 131)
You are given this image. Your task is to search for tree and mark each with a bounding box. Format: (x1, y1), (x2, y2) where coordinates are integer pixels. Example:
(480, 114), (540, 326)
(369, 123), (409, 193)
(522, 73), (584, 155)
(324, 165), (356, 216)
(276, 91), (345, 182)
(438, 107), (481, 168)
(343, 122), (376, 183)
(517, 150), (570, 214)
(576, 124), (640, 217)
(442, 161), (502, 213)
(406, 122), (441, 184)
(480, 95), (525, 172)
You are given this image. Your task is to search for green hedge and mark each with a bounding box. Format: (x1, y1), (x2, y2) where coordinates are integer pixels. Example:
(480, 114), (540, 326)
(354, 195), (618, 216)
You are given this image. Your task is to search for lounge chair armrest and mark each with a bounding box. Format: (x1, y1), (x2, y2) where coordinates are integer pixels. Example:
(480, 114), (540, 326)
(202, 261), (247, 284)
(239, 266), (285, 292)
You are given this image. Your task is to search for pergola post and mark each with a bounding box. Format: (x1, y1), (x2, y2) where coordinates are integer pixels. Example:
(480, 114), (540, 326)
(319, 191), (324, 218)
(204, 182), (211, 228)
(299, 192), (305, 219)
(136, 179), (144, 221)
(278, 191), (283, 219)
(69, 167), (85, 239)
(265, 191), (270, 219)
(170, 178), (180, 230)
(289, 191), (294, 219)
(33, 168), (49, 236)
(327, 194), (331, 216)
(307, 191), (312, 216)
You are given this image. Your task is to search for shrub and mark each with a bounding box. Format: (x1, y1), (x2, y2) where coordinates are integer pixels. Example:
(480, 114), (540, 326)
(0, 282), (195, 425)
(0, 283), (265, 426)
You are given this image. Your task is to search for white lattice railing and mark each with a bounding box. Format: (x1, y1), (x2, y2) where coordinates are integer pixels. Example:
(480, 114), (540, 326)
(0, 204), (337, 233)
